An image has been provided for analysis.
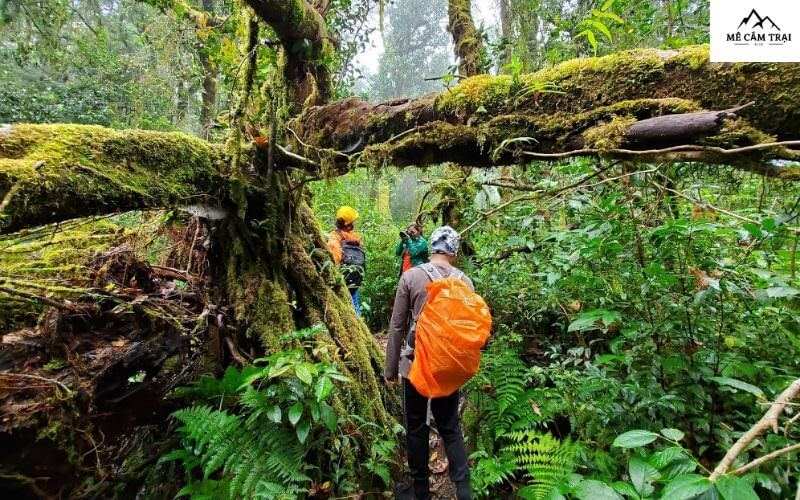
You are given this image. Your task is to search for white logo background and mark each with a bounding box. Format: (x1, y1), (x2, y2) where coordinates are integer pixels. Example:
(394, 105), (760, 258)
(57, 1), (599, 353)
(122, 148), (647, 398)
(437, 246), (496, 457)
(711, 0), (800, 62)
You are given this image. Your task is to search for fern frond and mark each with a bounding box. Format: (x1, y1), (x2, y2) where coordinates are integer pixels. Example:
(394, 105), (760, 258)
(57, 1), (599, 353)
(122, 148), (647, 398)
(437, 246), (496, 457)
(503, 430), (576, 500)
(172, 406), (310, 499)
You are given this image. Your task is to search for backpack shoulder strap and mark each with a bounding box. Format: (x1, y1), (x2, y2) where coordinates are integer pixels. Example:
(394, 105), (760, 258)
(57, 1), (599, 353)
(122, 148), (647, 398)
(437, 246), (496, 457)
(419, 263), (444, 282)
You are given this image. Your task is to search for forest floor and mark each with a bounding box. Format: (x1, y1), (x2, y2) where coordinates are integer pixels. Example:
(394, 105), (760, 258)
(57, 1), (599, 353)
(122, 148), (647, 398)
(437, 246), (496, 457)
(373, 332), (456, 500)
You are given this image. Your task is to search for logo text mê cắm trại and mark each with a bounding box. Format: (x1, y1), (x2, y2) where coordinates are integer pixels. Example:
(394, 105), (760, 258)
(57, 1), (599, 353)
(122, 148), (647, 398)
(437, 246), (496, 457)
(726, 9), (791, 45)
(711, 0), (799, 62)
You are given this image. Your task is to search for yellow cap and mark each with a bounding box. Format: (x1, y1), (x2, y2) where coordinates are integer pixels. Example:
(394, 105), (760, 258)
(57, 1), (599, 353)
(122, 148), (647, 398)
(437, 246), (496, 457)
(336, 206), (359, 224)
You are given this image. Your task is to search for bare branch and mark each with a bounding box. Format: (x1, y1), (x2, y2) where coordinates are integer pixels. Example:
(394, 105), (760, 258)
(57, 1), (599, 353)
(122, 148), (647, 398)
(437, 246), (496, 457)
(710, 378), (800, 480)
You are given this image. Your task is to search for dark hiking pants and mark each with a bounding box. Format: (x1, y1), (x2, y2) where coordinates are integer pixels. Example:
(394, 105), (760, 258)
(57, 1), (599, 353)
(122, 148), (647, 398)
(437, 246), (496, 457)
(403, 379), (470, 499)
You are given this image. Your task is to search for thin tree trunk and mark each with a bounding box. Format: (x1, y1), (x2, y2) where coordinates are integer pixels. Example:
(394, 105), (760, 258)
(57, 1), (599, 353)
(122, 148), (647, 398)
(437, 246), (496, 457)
(447, 0), (485, 77)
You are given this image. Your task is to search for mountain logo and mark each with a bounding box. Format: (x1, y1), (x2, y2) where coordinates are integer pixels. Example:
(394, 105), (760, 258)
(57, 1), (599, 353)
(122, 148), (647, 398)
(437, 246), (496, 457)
(737, 9), (781, 31)
(710, 0), (799, 62)
(723, 7), (792, 46)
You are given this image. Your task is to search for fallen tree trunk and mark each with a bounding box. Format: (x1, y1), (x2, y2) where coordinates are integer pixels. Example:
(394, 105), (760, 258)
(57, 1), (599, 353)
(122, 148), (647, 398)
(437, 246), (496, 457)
(1, 226), (213, 498)
(292, 46), (800, 178)
(0, 124), (227, 232)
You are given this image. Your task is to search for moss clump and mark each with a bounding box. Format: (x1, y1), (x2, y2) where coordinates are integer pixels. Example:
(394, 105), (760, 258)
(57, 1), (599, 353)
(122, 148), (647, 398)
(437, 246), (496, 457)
(583, 115), (639, 150)
(0, 124), (226, 232)
(435, 75), (513, 116)
(0, 210), (173, 330)
(435, 47), (671, 117)
(361, 122), (480, 167)
(700, 117), (776, 148)
(668, 44), (710, 70)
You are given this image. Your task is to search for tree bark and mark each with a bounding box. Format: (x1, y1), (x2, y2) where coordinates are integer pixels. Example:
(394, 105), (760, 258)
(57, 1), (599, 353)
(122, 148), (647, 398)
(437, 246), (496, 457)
(498, 0), (513, 67)
(243, 0), (333, 107)
(448, 0), (486, 77)
(197, 0), (218, 139)
(292, 46), (800, 178)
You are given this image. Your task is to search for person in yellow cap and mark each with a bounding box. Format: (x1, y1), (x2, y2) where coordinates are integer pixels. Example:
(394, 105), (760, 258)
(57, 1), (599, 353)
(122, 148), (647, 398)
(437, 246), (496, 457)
(327, 206), (366, 315)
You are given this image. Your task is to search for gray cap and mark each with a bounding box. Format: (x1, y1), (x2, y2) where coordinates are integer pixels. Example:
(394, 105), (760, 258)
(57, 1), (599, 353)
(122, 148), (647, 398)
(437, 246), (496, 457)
(430, 226), (460, 256)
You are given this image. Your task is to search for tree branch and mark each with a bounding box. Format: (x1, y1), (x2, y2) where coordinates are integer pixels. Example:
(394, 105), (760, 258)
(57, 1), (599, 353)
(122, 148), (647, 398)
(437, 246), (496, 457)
(293, 46), (800, 179)
(709, 378), (800, 480)
(731, 443), (800, 476)
(0, 124), (226, 233)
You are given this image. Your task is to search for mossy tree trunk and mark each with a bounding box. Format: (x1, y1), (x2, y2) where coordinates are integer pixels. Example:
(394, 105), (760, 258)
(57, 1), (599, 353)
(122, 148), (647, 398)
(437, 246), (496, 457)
(243, 0), (333, 108)
(448, 0), (487, 77)
(293, 46), (800, 179)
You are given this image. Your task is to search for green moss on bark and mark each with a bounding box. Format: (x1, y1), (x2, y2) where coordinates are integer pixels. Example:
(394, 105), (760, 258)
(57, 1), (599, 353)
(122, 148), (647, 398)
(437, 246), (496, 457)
(0, 124), (226, 232)
(433, 45), (800, 141)
(0, 211), (174, 330)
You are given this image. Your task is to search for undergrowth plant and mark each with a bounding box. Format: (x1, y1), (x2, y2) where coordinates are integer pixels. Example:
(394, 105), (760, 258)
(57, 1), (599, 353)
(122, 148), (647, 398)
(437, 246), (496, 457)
(162, 325), (351, 499)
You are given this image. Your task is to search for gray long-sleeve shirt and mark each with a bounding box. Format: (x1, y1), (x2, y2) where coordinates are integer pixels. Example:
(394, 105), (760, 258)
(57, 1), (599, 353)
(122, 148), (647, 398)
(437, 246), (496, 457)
(384, 262), (474, 380)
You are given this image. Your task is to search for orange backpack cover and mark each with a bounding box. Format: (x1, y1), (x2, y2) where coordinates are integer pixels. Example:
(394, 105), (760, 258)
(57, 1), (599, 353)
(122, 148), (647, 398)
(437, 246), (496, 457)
(408, 270), (492, 398)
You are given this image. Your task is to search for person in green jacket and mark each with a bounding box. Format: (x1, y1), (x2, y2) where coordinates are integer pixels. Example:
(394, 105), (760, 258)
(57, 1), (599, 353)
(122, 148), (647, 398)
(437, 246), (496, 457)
(396, 223), (429, 274)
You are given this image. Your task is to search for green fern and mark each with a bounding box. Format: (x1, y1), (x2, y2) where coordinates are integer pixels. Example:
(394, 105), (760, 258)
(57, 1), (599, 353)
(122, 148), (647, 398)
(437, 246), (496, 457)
(468, 345), (543, 451)
(470, 450), (517, 498)
(173, 405), (310, 499)
(503, 430), (576, 500)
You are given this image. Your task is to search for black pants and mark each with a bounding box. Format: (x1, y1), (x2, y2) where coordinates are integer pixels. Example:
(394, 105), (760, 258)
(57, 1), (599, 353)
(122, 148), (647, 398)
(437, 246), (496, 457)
(403, 379), (469, 499)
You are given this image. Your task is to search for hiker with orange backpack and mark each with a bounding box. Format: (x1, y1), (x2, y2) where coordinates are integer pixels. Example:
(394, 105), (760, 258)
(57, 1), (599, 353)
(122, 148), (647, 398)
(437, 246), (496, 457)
(327, 206), (366, 315)
(385, 226), (492, 500)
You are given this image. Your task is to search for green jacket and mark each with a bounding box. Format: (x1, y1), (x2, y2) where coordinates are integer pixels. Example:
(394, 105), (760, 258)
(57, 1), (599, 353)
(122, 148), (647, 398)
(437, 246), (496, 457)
(395, 237), (429, 267)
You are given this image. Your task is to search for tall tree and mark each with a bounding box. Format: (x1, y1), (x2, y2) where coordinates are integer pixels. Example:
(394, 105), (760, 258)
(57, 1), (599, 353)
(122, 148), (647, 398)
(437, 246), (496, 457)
(447, 0), (486, 76)
(370, 0), (452, 100)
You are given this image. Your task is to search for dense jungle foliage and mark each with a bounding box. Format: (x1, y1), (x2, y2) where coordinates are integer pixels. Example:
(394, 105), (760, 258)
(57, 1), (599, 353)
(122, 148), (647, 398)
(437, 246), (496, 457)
(1, 0), (798, 499)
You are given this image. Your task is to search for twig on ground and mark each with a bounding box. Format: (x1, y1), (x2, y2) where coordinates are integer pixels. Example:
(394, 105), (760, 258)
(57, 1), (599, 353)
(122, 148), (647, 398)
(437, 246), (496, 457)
(0, 372), (73, 395)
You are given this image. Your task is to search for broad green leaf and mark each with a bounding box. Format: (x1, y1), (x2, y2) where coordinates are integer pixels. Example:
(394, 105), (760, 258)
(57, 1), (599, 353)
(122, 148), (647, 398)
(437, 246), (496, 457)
(601, 0), (616, 11)
(569, 309), (621, 332)
(612, 430), (659, 448)
(661, 459), (698, 479)
(715, 475), (758, 500)
(576, 30), (598, 51)
(326, 372), (351, 383)
(662, 474), (712, 500)
(296, 419), (311, 443)
(587, 19), (613, 41)
(309, 401), (320, 422)
(295, 363), (315, 385)
(611, 481), (640, 499)
(315, 376), (334, 402)
(709, 377), (765, 398)
(320, 402), (337, 432)
(574, 479), (623, 500)
(586, 30), (597, 52)
(268, 364), (292, 379)
(629, 457), (659, 497)
(660, 428), (685, 441)
(649, 446), (688, 469)
(266, 405), (281, 423)
(742, 223), (762, 238)
(288, 402), (303, 425)
(593, 9), (625, 23)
